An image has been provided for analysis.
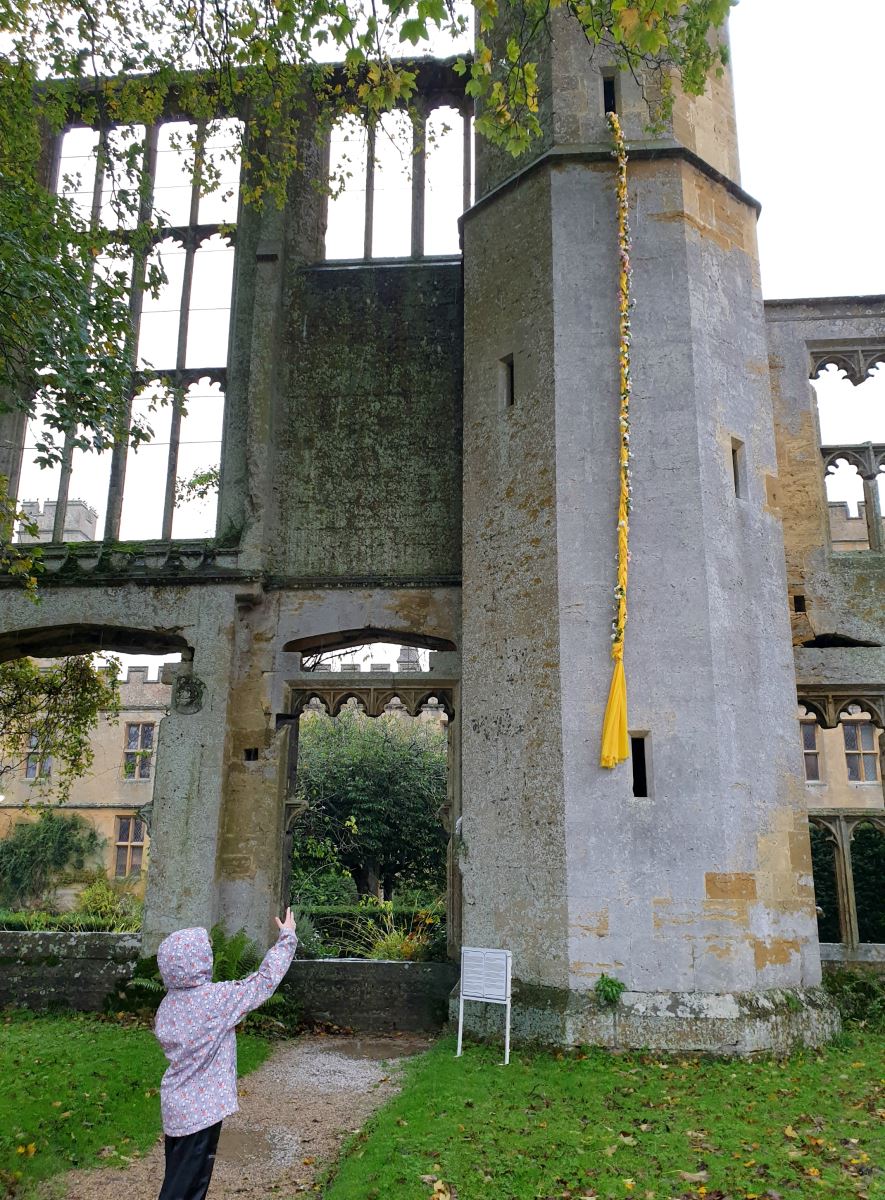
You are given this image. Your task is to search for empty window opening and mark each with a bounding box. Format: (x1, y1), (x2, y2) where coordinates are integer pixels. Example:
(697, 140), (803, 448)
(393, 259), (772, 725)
(324, 107), (473, 262)
(602, 75), (618, 114)
(424, 106), (466, 256)
(371, 110), (413, 258)
(14, 118), (239, 546)
(244, 747), (259, 762)
(824, 458), (882, 552)
(793, 593), (807, 613)
(630, 735), (648, 797)
(500, 354), (515, 409)
(731, 438), (746, 498)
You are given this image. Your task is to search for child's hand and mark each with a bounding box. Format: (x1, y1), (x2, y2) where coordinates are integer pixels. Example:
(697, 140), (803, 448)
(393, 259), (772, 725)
(275, 907), (297, 934)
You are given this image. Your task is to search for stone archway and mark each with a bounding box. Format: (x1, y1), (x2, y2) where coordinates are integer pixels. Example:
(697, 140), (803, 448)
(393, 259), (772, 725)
(276, 641), (461, 958)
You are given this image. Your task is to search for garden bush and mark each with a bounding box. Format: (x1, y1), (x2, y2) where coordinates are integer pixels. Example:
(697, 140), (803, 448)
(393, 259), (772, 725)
(823, 967), (885, 1031)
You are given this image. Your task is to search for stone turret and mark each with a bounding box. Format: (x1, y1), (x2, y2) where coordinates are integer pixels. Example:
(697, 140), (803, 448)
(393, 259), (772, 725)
(459, 19), (834, 1050)
(19, 499), (98, 543)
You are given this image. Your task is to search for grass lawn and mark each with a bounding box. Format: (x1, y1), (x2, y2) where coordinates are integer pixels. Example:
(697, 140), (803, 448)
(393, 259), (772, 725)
(0, 1010), (268, 1198)
(323, 1032), (883, 1200)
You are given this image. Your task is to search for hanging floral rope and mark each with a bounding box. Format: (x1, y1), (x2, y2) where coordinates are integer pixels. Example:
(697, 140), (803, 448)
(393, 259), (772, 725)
(600, 110), (632, 770)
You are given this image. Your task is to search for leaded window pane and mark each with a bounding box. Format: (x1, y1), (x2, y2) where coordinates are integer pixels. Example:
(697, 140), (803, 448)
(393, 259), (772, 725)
(846, 753), (861, 782)
(804, 753), (820, 782)
(862, 754), (878, 780)
(115, 846), (129, 877)
(141, 724), (154, 749)
(860, 724), (875, 751)
(801, 723), (817, 751)
(126, 724), (141, 750)
(843, 723), (859, 751)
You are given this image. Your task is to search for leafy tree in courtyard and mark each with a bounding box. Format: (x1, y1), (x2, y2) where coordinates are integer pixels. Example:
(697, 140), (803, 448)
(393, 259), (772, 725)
(0, 655), (121, 802)
(293, 707), (448, 898)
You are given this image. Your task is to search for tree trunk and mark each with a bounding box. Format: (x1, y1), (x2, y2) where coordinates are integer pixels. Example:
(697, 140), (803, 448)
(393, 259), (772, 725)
(353, 862), (382, 898)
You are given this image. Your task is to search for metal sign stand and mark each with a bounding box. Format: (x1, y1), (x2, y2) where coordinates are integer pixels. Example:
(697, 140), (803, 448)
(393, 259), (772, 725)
(455, 946), (513, 1065)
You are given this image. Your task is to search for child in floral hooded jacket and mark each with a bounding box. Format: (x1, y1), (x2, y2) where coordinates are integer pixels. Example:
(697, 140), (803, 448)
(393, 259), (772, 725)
(154, 909), (297, 1200)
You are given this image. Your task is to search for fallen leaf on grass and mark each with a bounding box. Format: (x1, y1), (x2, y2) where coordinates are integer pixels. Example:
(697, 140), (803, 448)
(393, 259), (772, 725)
(783, 1125), (798, 1139)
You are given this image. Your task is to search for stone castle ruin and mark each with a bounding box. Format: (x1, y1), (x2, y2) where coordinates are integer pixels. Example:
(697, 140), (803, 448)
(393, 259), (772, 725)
(1, 18), (883, 1051)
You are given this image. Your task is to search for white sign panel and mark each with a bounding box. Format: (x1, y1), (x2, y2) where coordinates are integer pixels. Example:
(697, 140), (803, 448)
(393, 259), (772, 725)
(461, 948), (511, 1002)
(456, 946), (512, 1065)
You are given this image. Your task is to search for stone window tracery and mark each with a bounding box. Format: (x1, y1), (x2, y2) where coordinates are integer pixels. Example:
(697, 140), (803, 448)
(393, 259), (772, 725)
(323, 101), (472, 262)
(16, 118), (240, 544)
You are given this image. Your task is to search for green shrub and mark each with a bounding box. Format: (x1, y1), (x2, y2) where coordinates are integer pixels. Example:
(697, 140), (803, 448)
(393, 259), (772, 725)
(75, 876), (143, 932)
(304, 900), (447, 961)
(0, 908), (129, 932)
(0, 810), (101, 908)
(290, 865), (358, 907)
(822, 968), (885, 1032)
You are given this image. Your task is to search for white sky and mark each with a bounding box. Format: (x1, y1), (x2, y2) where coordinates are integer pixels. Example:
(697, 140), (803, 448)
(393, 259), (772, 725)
(729, 0), (885, 510)
(17, 0), (884, 538)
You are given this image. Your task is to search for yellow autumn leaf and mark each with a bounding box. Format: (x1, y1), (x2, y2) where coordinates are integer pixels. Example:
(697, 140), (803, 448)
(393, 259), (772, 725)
(616, 7), (640, 36)
(784, 1124), (798, 1138)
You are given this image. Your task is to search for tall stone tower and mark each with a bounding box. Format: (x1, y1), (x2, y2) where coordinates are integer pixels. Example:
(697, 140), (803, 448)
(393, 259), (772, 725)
(459, 15), (836, 1050)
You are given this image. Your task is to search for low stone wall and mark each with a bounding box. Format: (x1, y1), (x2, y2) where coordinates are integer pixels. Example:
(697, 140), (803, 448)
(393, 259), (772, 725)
(0, 935), (458, 1029)
(0, 931), (141, 1010)
(282, 959), (458, 1032)
(821, 943), (885, 973)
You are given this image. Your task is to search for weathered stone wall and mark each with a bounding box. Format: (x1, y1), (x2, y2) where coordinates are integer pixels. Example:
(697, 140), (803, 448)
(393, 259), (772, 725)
(764, 298), (885, 785)
(766, 296), (885, 653)
(460, 165), (571, 991)
(281, 959), (458, 1032)
(0, 932), (140, 1010)
(269, 262), (463, 582)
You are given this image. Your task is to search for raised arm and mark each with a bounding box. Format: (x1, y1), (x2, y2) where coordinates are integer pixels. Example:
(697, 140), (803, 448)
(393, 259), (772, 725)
(212, 911), (298, 1028)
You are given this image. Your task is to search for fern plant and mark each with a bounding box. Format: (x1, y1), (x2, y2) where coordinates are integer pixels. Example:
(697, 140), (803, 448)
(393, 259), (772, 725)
(594, 973), (626, 1007)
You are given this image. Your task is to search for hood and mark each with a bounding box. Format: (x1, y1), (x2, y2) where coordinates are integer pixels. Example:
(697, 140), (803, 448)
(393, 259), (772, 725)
(157, 927), (213, 989)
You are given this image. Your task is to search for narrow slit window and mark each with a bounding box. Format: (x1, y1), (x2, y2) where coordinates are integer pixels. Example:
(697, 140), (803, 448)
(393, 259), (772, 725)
(731, 437), (746, 499)
(603, 76), (618, 114)
(500, 354), (515, 409)
(630, 735), (648, 797)
(793, 593), (807, 613)
(244, 747), (259, 762)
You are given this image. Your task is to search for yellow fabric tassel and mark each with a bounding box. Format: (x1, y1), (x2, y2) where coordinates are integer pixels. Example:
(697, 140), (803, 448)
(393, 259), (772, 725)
(600, 111), (632, 769)
(600, 656), (629, 768)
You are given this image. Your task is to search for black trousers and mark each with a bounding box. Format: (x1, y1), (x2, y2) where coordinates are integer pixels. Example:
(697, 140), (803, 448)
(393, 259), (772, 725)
(158, 1120), (222, 1200)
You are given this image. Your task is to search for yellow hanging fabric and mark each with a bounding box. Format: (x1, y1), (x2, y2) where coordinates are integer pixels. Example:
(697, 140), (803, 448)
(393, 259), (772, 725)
(600, 111), (632, 770)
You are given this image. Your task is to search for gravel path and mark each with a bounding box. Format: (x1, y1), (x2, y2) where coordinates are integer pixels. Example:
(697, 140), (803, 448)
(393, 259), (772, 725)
(50, 1033), (432, 1200)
